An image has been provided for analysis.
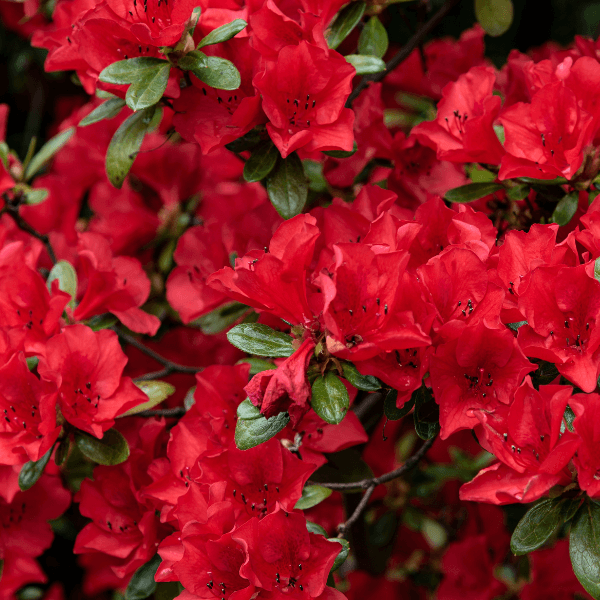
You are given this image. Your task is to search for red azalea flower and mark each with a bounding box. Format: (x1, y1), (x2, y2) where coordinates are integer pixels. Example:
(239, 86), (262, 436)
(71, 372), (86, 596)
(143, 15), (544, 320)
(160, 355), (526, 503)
(253, 41), (355, 158)
(38, 325), (146, 438)
(570, 392), (600, 497)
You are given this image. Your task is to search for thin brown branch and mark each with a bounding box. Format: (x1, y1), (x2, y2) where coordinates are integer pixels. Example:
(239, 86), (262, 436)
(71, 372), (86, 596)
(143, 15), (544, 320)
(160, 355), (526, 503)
(312, 435), (436, 491)
(352, 390), (384, 421)
(345, 0), (462, 108)
(131, 406), (187, 418)
(337, 484), (375, 537)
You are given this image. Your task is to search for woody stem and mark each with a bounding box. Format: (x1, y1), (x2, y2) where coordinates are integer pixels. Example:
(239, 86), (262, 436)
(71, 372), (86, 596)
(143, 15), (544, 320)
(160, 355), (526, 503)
(345, 0), (462, 108)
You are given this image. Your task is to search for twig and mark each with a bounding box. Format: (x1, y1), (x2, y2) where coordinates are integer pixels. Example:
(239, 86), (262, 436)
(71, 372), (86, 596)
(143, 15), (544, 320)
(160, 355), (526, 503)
(313, 436), (436, 491)
(114, 328), (202, 377)
(345, 0), (462, 107)
(131, 407), (187, 418)
(337, 485), (375, 537)
(352, 391), (384, 421)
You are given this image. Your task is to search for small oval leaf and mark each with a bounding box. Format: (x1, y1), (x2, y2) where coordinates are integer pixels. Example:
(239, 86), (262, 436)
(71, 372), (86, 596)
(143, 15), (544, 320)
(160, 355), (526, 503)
(413, 385), (439, 440)
(329, 538), (350, 572)
(126, 554), (161, 600)
(24, 188), (49, 205)
(266, 152), (308, 219)
(345, 54), (386, 75)
(323, 141), (358, 159)
(75, 428), (130, 466)
(570, 501), (600, 599)
(99, 57), (169, 85)
(384, 389), (415, 420)
(475, 0), (514, 37)
(243, 141), (280, 183)
(445, 182), (503, 203)
(125, 62), (170, 111)
(295, 485), (333, 510)
(550, 192), (579, 226)
(340, 361), (382, 391)
(326, 2), (366, 49)
(177, 50), (208, 71)
(227, 323), (295, 357)
(191, 56), (241, 90)
(510, 497), (564, 555)
(19, 445), (54, 491)
(118, 381), (176, 417)
(358, 16), (388, 58)
(197, 19), (248, 48)
(235, 398), (290, 450)
(79, 98), (126, 127)
(311, 372), (349, 425)
(24, 127), (75, 181)
(47, 260), (78, 310)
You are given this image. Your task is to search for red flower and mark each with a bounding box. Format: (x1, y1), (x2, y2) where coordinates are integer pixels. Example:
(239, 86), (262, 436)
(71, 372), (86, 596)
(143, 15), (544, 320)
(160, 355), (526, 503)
(253, 41), (355, 158)
(570, 392), (600, 497)
(429, 320), (536, 438)
(245, 338), (315, 425)
(38, 325), (146, 438)
(412, 66), (505, 165)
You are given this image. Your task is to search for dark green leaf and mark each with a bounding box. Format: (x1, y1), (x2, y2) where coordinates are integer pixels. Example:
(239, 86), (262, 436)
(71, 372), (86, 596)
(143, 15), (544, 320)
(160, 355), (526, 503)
(197, 19), (247, 48)
(79, 98), (126, 127)
(54, 438), (70, 466)
(75, 428), (130, 465)
(243, 141), (280, 182)
(519, 176), (568, 186)
(413, 385), (439, 440)
(126, 554), (161, 600)
(99, 57), (169, 85)
(345, 54), (386, 75)
(86, 313), (119, 331)
(340, 361), (382, 391)
(326, 2), (366, 49)
(106, 106), (157, 188)
(125, 61), (170, 111)
(19, 445), (54, 491)
(227, 323), (295, 357)
(24, 127), (75, 181)
(266, 152), (307, 219)
(225, 128), (262, 152)
(531, 359), (560, 388)
(235, 398), (290, 450)
(384, 389), (415, 420)
(322, 141), (358, 159)
(303, 159), (329, 192)
(295, 485), (333, 510)
(474, 0), (514, 37)
(550, 192), (579, 226)
(506, 183), (530, 201)
(511, 497), (565, 555)
(118, 381), (176, 417)
(358, 16), (388, 58)
(445, 182), (503, 203)
(306, 521), (328, 536)
(177, 50), (208, 71)
(311, 372), (349, 425)
(235, 357), (277, 376)
(595, 257), (600, 284)
(564, 405), (576, 432)
(329, 538), (350, 571)
(507, 320), (527, 332)
(192, 302), (249, 334)
(310, 448), (373, 492)
(46, 260), (78, 310)
(24, 188), (49, 205)
(570, 501), (600, 599)
(190, 56), (241, 90)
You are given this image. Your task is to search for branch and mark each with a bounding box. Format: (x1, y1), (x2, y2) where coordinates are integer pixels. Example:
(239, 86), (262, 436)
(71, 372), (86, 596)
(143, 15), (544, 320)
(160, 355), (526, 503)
(114, 328), (202, 378)
(2, 202), (57, 264)
(337, 484), (375, 537)
(131, 406), (187, 418)
(345, 0), (462, 107)
(313, 436), (436, 491)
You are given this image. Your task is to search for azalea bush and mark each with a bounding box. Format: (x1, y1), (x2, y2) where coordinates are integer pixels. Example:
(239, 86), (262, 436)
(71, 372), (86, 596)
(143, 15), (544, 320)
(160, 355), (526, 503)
(3, 0), (600, 598)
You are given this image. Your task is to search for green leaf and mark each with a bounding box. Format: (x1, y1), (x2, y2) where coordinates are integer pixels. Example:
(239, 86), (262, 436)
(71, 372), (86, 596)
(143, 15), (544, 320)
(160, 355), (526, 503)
(266, 152), (308, 219)
(86, 313), (119, 331)
(329, 538), (350, 571)
(75, 428), (130, 465)
(0, 141), (10, 169)
(197, 19), (247, 48)
(570, 501), (600, 599)
(243, 141), (280, 183)
(79, 98), (126, 127)
(550, 192), (579, 226)
(24, 188), (49, 205)
(126, 554), (161, 600)
(19, 445), (54, 491)
(445, 182), (503, 203)
(118, 381), (176, 417)
(507, 320), (527, 332)
(384, 389), (415, 420)
(413, 385), (439, 440)
(54, 438), (70, 466)
(235, 357), (277, 376)
(311, 372), (349, 425)
(295, 485), (333, 510)
(125, 61), (171, 111)
(310, 448), (373, 492)
(99, 57), (169, 85)
(227, 323), (295, 357)
(511, 497), (565, 555)
(345, 54), (386, 75)
(306, 521), (328, 536)
(474, 0), (514, 37)
(322, 141), (358, 159)
(326, 1), (366, 49)
(46, 260), (78, 310)
(106, 106), (157, 189)
(358, 16), (388, 58)
(340, 361), (382, 391)
(192, 302), (249, 334)
(235, 398), (290, 450)
(506, 183), (530, 201)
(177, 50), (208, 71)
(24, 127), (75, 181)
(189, 56), (241, 90)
